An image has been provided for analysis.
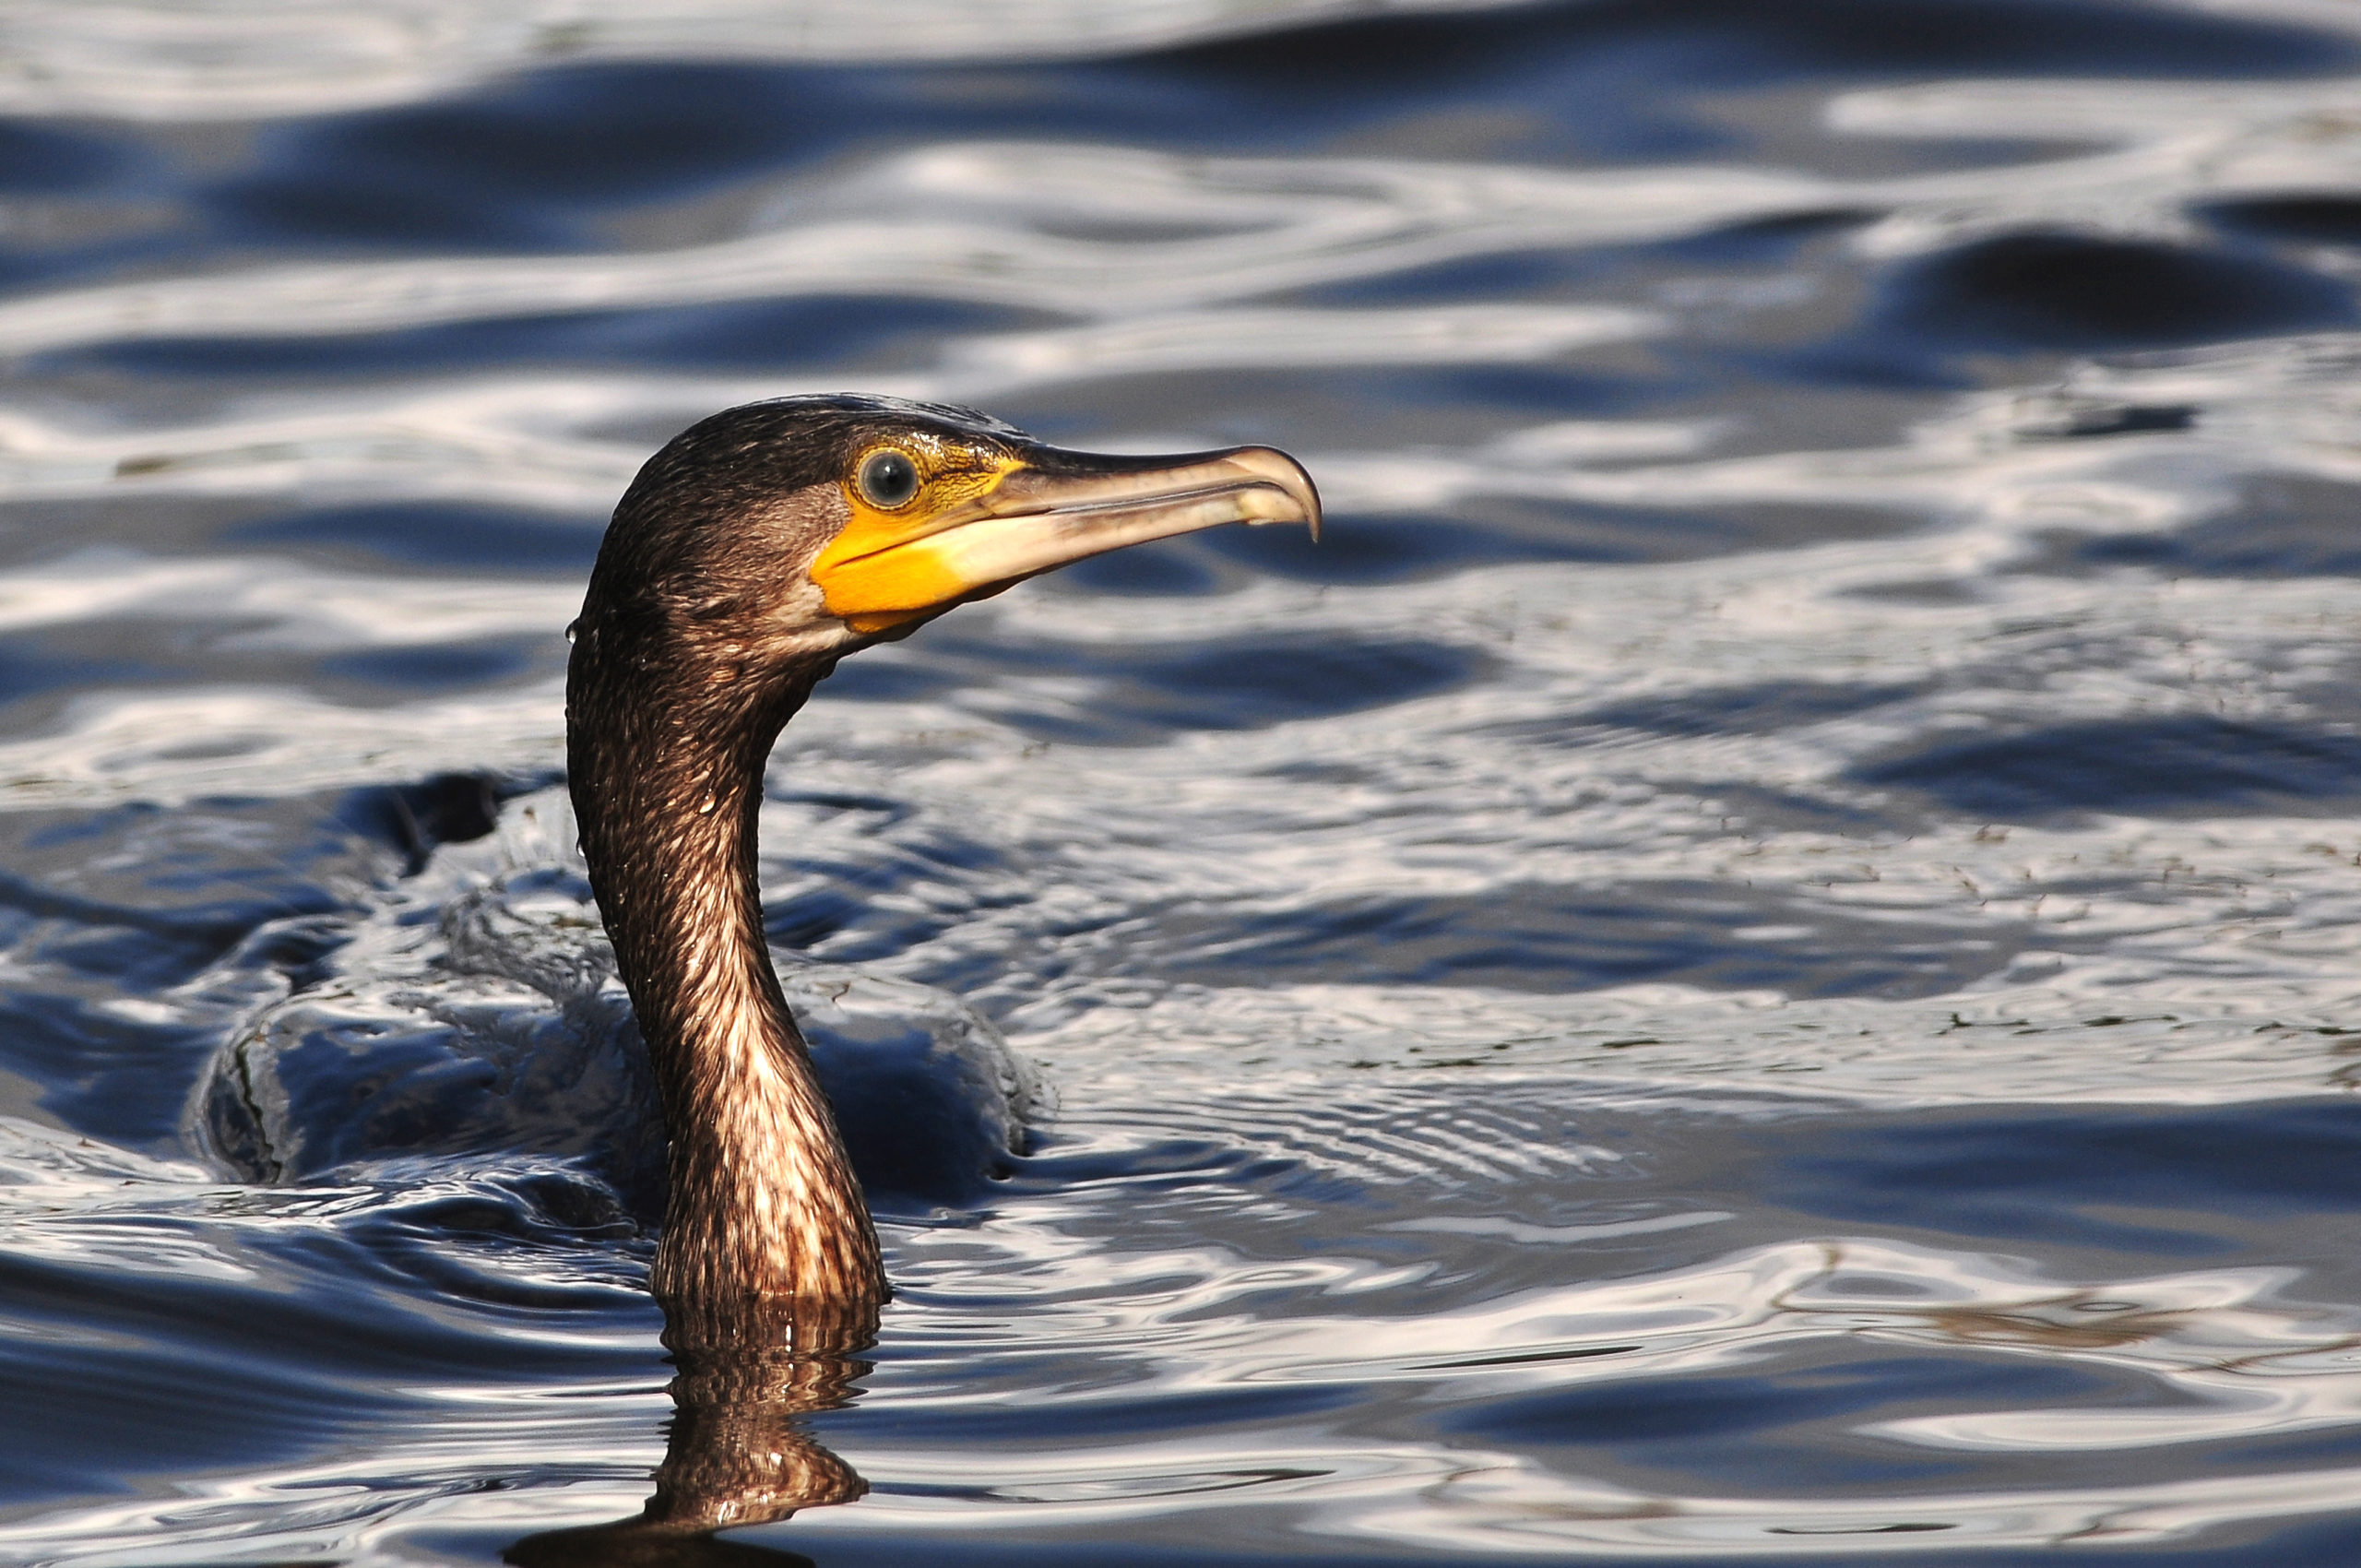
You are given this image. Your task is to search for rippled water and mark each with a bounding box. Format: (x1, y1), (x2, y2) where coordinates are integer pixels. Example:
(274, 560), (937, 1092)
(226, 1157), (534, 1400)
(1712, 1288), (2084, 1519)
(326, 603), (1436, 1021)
(6, 1), (2361, 1562)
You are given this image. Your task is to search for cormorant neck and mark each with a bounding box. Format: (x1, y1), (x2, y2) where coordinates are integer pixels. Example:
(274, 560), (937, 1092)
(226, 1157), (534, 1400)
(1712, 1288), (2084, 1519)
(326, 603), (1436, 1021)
(568, 622), (884, 1305)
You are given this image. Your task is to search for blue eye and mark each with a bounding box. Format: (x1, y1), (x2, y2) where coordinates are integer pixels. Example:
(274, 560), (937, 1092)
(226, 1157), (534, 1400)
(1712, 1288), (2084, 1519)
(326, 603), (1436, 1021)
(858, 450), (920, 508)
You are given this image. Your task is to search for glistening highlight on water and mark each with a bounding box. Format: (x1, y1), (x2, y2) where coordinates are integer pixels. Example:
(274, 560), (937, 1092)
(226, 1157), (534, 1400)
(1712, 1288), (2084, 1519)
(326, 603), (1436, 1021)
(3, 1), (2361, 1563)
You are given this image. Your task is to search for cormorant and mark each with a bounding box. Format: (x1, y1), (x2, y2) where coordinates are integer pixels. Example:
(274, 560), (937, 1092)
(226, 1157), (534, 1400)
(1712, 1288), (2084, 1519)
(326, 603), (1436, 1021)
(565, 394), (1318, 1306)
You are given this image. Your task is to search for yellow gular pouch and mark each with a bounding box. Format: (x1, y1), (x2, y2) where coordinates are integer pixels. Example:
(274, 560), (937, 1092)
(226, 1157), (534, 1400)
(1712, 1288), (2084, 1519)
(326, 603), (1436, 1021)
(806, 423), (1322, 641)
(810, 434), (1026, 636)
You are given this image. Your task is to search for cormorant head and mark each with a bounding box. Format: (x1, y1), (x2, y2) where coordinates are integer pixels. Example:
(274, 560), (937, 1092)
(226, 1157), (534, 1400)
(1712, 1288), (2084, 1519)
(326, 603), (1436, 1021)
(564, 397), (1320, 1306)
(575, 394), (1320, 696)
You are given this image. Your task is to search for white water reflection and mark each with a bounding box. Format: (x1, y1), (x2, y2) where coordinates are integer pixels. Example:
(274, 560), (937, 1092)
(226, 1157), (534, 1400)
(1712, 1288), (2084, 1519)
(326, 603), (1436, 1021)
(0, 0), (1535, 120)
(0, 683), (565, 802)
(0, 322), (2339, 528)
(0, 552), (575, 642)
(3, 388), (2361, 1099)
(7, 0), (2361, 124)
(6, 1154), (2361, 1562)
(0, 307), (1657, 507)
(0, 65), (2357, 360)
(1338, 1461), (2361, 1555)
(858, 1234), (2361, 1554)
(1, 0), (2359, 1559)
(0, 146), (1831, 354)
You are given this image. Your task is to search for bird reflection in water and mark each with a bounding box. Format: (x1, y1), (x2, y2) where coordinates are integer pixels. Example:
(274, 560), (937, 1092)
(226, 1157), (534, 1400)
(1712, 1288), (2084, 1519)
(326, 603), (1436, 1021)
(504, 1294), (877, 1567)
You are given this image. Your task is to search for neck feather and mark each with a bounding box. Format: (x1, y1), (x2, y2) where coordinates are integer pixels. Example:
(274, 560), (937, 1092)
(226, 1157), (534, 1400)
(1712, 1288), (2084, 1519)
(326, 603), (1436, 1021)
(570, 647), (884, 1304)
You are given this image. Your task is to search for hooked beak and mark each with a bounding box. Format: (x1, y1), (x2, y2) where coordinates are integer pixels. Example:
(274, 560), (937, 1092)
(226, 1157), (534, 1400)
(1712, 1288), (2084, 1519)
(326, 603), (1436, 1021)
(811, 445), (1320, 635)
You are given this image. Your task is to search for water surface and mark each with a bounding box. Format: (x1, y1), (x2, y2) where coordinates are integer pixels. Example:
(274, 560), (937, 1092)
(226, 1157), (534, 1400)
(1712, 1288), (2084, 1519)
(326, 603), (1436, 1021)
(4, 0), (2361, 1562)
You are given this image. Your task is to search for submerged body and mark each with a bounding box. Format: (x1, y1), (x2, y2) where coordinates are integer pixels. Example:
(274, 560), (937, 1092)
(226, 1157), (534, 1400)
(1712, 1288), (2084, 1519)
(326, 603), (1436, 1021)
(565, 396), (1318, 1304)
(193, 788), (1042, 1219)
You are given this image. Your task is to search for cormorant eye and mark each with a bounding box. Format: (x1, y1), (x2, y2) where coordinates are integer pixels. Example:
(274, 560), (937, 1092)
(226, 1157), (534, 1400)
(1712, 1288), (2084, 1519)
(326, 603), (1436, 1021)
(857, 449), (921, 509)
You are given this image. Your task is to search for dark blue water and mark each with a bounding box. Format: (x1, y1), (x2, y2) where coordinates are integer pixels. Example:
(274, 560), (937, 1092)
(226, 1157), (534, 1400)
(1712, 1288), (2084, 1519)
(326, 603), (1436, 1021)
(4, 1), (2361, 1562)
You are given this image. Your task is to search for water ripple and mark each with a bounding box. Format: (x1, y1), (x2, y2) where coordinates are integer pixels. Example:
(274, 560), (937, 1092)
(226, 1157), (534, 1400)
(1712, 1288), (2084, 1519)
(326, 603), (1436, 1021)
(4, 1), (2361, 1559)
